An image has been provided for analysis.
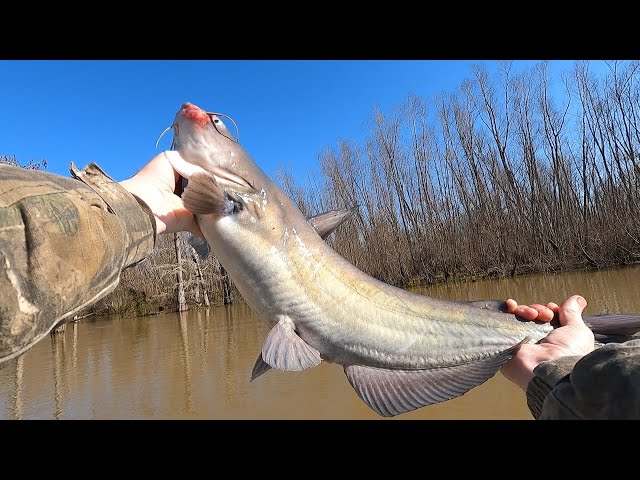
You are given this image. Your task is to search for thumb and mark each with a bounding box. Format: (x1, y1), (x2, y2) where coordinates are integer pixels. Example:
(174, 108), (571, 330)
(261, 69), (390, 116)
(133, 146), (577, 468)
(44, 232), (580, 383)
(557, 295), (587, 327)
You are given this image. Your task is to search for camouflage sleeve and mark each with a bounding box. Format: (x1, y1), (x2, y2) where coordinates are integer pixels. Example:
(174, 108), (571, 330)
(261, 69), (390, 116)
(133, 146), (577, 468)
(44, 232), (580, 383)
(0, 163), (156, 367)
(526, 339), (640, 419)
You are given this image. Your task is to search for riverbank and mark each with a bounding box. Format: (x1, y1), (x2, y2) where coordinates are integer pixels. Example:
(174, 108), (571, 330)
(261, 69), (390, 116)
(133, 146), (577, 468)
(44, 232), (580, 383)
(405, 259), (640, 291)
(81, 259), (640, 321)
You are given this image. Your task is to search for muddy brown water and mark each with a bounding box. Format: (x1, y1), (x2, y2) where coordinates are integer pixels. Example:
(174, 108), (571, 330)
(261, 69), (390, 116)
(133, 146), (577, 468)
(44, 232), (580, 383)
(1, 265), (639, 420)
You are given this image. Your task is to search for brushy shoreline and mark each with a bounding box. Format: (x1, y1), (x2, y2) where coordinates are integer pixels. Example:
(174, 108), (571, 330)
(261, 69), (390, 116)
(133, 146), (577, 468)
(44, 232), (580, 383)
(98, 62), (640, 317)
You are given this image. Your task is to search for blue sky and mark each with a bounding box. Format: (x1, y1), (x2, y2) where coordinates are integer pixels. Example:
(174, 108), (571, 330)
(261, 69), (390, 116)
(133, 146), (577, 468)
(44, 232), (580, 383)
(0, 60), (608, 183)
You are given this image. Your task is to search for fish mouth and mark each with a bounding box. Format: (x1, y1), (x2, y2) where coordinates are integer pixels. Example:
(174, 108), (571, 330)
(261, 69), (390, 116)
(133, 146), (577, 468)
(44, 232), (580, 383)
(181, 102), (209, 126)
(180, 102), (240, 143)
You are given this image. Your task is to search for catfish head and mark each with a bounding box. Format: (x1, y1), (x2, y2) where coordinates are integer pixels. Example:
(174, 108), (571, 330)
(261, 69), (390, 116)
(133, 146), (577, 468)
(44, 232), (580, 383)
(169, 102), (258, 198)
(163, 102), (315, 259)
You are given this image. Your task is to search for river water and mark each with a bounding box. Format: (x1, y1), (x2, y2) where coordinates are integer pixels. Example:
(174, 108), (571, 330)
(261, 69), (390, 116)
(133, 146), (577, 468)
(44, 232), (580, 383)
(1, 265), (639, 420)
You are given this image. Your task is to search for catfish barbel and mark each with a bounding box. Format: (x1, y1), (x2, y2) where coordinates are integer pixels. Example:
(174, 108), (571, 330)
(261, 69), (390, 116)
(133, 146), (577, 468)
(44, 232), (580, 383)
(163, 102), (640, 417)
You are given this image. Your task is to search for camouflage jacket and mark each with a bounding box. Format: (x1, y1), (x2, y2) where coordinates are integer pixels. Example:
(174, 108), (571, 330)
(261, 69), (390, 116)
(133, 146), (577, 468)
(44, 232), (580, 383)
(526, 338), (640, 419)
(0, 163), (155, 367)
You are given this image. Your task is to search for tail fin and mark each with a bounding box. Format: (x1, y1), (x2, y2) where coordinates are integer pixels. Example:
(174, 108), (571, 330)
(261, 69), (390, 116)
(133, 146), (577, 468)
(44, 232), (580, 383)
(593, 333), (640, 344)
(583, 314), (640, 336)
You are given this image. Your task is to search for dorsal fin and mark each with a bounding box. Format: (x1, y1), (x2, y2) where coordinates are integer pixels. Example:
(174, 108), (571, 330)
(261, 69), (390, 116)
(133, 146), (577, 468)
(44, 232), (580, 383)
(307, 206), (357, 240)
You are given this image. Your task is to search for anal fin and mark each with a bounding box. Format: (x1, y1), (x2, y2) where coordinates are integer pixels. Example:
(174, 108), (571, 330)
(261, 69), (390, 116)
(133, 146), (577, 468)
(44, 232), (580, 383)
(344, 340), (525, 417)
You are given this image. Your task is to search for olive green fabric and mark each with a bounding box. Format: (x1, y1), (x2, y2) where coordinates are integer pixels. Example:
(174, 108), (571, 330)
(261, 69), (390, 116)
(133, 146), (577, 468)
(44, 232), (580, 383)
(0, 163), (155, 366)
(526, 339), (640, 419)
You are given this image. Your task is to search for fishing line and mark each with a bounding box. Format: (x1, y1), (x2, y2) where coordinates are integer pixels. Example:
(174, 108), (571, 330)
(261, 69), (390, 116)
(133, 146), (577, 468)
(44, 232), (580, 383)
(207, 112), (240, 143)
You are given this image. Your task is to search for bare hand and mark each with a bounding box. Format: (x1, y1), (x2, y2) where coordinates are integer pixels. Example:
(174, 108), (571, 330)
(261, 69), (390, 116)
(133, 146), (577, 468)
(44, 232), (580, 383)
(120, 151), (203, 237)
(501, 295), (595, 391)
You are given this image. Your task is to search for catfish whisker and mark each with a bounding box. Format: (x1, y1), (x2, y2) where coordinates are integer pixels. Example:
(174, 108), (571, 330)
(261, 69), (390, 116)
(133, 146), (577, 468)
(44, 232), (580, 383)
(155, 124), (174, 149)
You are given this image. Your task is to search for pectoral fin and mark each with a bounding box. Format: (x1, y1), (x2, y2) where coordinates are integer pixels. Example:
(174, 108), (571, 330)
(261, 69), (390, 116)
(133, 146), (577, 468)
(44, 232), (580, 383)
(307, 206), (357, 240)
(182, 171), (237, 216)
(344, 340), (525, 417)
(261, 316), (321, 372)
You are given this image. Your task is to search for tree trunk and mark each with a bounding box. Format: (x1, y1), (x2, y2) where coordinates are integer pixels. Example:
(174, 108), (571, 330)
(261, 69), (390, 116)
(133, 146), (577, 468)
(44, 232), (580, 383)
(221, 265), (233, 305)
(190, 246), (210, 307)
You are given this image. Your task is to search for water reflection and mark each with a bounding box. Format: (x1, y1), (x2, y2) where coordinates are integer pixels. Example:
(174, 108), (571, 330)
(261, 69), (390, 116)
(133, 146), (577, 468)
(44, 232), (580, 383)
(51, 332), (64, 420)
(178, 311), (193, 415)
(12, 356), (23, 420)
(1, 265), (638, 420)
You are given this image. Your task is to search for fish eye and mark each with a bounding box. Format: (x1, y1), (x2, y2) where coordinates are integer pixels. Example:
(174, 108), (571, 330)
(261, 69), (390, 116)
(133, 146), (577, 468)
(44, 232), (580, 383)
(213, 119), (220, 124)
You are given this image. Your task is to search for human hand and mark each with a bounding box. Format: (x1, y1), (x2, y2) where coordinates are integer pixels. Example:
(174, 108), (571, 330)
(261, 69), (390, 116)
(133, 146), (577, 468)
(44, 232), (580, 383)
(501, 295), (595, 391)
(120, 151), (203, 237)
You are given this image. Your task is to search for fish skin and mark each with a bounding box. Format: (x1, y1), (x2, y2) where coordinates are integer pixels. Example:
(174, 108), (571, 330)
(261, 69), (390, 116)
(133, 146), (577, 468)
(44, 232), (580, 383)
(187, 206), (356, 260)
(163, 102), (628, 417)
